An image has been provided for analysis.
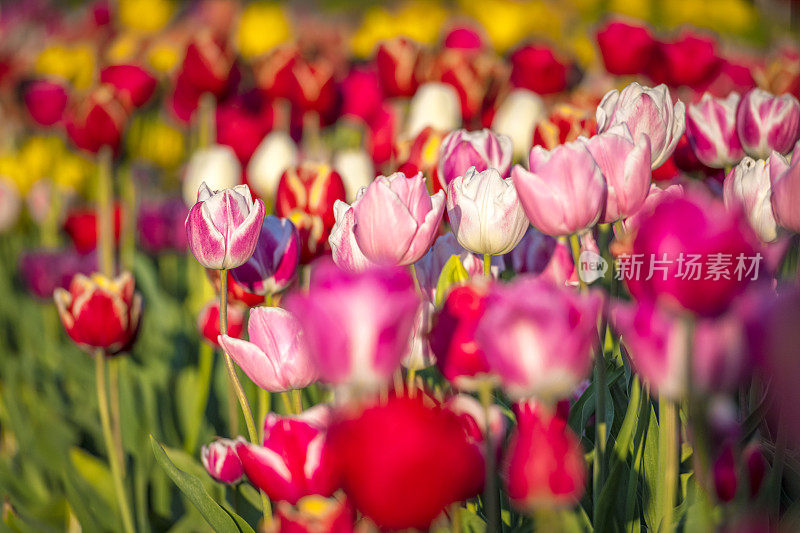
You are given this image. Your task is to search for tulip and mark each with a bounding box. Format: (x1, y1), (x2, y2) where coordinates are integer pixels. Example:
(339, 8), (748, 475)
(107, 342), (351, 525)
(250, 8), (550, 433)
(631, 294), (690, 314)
(366, 103), (398, 166)
(723, 157), (778, 242)
(63, 205), (122, 254)
(65, 84), (129, 154)
(596, 20), (656, 76)
(230, 216), (299, 296)
(328, 197), (374, 273)
(351, 172), (444, 266)
(236, 417), (337, 504)
(272, 495), (355, 533)
(284, 262), (419, 391)
(685, 93), (745, 169)
(445, 394), (506, 448)
(446, 167), (529, 255)
(24, 80), (68, 126)
(736, 88), (800, 159)
(596, 82), (686, 169)
(403, 301), (436, 371)
(327, 396), (484, 530)
(405, 82), (461, 139)
(438, 129), (513, 188)
(511, 141), (606, 236)
(207, 270), (265, 308)
(491, 89), (546, 160)
(444, 25), (485, 50)
(288, 59), (337, 117)
(712, 443), (766, 503)
(215, 102), (270, 165)
(430, 48), (493, 123)
(54, 272), (142, 355)
(504, 227), (576, 287)
(414, 234), (495, 303)
(19, 249), (97, 300)
(197, 300), (245, 348)
(532, 104), (597, 151)
(100, 64), (157, 108)
(619, 183), (685, 239)
(137, 197), (189, 253)
(180, 31), (234, 96)
(769, 147), (800, 233)
(275, 163), (346, 262)
(218, 307), (317, 392)
(333, 148), (375, 202)
(397, 126), (447, 190)
(375, 37), (421, 98)
(475, 277), (601, 401)
(181, 145), (242, 206)
(340, 67), (384, 124)
(246, 132), (298, 202)
(509, 44), (570, 95)
(201, 439), (244, 485)
(504, 403), (586, 511)
(656, 31), (720, 88)
(185, 182), (265, 270)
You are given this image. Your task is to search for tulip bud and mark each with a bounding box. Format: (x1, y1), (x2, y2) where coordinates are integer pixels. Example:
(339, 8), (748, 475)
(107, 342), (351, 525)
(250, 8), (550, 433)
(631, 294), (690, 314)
(491, 89), (546, 160)
(230, 216), (299, 295)
(181, 145), (242, 206)
(197, 300), (245, 348)
(438, 129), (512, 188)
(509, 44), (571, 95)
(736, 88), (800, 160)
(328, 198), (374, 273)
(596, 82), (686, 169)
(246, 132), (298, 202)
(405, 82), (461, 139)
(218, 307), (317, 392)
(54, 272), (142, 355)
(180, 31), (234, 96)
(185, 183), (265, 270)
(341, 67), (384, 124)
(596, 20), (656, 76)
(215, 102), (271, 165)
(24, 80), (68, 126)
(201, 438), (244, 485)
(769, 148), (800, 234)
(723, 157), (778, 242)
(446, 167), (529, 255)
(375, 37), (422, 98)
(65, 84), (129, 154)
(100, 64), (157, 108)
(686, 93), (745, 169)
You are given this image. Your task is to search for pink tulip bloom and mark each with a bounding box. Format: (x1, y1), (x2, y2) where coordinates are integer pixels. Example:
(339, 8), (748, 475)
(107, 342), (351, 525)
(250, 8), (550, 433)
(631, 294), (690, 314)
(769, 147), (800, 233)
(201, 438), (244, 484)
(579, 124), (652, 222)
(328, 196), (375, 272)
(231, 216), (300, 295)
(437, 129), (513, 188)
(284, 262), (419, 391)
(475, 277), (602, 401)
(619, 183), (685, 237)
(685, 93), (745, 168)
(723, 157), (778, 242)
(218, 307), (317, 392)
(236, 417), (337, 504)
(511, 141), (606, 236)
(185, 182), (265, 270)
(737, 88), (800, 159)
(596, 82), (686, 169)
(351, 172), (444, 266)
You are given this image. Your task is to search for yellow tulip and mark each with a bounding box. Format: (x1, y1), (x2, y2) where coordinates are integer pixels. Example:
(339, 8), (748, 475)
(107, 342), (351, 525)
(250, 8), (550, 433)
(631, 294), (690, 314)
(118, 0), (174, 34)
(237, 2), (292, 59)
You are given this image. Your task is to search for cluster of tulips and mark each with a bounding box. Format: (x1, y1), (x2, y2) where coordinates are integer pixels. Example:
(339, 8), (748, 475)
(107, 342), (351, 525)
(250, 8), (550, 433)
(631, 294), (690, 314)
(2, 1), (800, 532)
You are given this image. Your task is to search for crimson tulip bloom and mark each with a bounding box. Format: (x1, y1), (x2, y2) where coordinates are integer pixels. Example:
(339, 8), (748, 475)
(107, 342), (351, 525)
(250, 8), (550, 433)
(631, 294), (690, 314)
(197, 300), (245, 348)
(596, 20), (656, 76)
(65, 84), (129, 154)
(201, 439), (244, 485)
(100, 64), (157, 108)
(24, 80), (68, 126)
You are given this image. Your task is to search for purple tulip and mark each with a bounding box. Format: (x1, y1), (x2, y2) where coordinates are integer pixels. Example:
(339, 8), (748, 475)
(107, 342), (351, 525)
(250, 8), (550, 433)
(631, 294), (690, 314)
(19, 249), (98, 300)
(723, 157), (778, 242)
(685, 92), (744, 169)
(137, 197), (189, 253)
(580, 125), (652, 222)
(285, 262), (419, 391)
(414, 233), (498, 303)
(218, 307), (317, 392)
(352, 172), (445, 266)
(185, 182), (265, 270)
(328, 196), (375, 272)
(768, 147), (800, 234)
(201, 438), (244, 484)
(437, 129), (513, 188)
(230, 216), (300, 295)
(504, 227), (576, 287)
(475, 277), (602, 401)
(736, 88), (800, 159)
(511, 141), (607, 236)
(596, 82), (686, 169)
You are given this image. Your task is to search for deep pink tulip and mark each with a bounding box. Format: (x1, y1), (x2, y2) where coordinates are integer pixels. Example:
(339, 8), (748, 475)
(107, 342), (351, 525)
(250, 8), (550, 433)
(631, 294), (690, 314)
(444, 26), (484, 51)
(185, 182), (265, 270)
(352, 172), (444, 266)
(236, 417), (337, 504)
(504, 228), (576, 287)
(230, 216), (299, 295)
(686, 93), (744, 169)
(19, 249), (97, 300)
(475, 277), (601, 400)
(737, 88), (800, 159)
(596, 20), (656, 76)
(509, 44), (570, 95)
(769, 147), (800, 233)
(511, 141), (606, 236)
(437, 128), (513, 188)
(284, 262), (419, 391)
(580, 124), (652, 222)
(201, 438), (244, 484)
(218, 307), (317, 392)
(100, 64), (157, 108)
(596, 82), (686, 169)
(619, 183), (685, 238)
(24, 80), (68, 126)
(340, 67), (384, 124)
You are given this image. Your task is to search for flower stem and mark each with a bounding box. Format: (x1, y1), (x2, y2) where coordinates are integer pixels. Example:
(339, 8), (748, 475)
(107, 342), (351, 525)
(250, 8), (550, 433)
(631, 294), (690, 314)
(568, 234), (585, 291)
(407, 367), (417, 397)
(95, 350), (135, 533)
(291, 389), (303, 414)
(108, 357), (125, 477)
(258, 389), (270, 441)
(478, 381), (500, 533)
(184, 341), (214, 453)
(592, 340), (608, 519)
(120, 165), (136, 272)
(483, 254), (491, 279)
(657, 396), (679, 533)
(97, 146), (114, 278)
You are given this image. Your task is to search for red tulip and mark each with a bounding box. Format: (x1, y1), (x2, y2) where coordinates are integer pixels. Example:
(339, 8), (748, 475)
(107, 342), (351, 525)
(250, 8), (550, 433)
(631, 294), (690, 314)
(216, 101), (271, 164)
(197, 300), (245, 348)
(532, 104), (596, 150)
(375, 38), (422, 98)
(24, 79), (68, 126)
(100, 64), (157, 108)
(65, 84), (129, 153)
(596, 20), (657, 76)
(509, 44), (571, 95)
(651, 31), (720, 88)
(63, 205), (122, 254)
(180, 31), (234, 96)
(206, 269), (265, 307)
(289, 59), (338, 117)
(254, 44), (299, 101)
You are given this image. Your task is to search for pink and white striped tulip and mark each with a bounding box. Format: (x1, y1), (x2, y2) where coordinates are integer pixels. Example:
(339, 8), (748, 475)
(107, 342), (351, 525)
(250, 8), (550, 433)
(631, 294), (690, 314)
(511, 141), (606, 236)
(446, 167), (529, 255)
(685, 92), (744, 168)
(185, 182), (265, 270)
(218, 307), (316, 392)
(736, 89), (800, 159)
(437, 129), (513, 188)
(596, 82), (685, 169)
(201, 438), (244, 484)
(328, 195), (374, 272)
(230, 216), (300, 295)
(352, 172), (445, 266)
(769, 148), (800, 234)
(723, 157), (778, 242)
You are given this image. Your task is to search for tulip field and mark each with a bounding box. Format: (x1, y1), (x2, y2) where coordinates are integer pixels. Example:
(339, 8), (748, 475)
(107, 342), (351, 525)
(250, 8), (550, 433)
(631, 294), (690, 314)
(4, 0), (800, 532)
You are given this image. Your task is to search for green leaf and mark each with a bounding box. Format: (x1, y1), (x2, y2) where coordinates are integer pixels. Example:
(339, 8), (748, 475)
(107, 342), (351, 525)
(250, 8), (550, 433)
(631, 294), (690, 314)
(69, 447), (116, 509)
(150, 434), (247, 532)
(435, 255), (470, 307)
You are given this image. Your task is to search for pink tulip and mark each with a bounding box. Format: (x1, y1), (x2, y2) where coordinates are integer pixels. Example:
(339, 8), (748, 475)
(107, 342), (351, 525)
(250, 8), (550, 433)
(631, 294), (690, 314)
(201, 438), (244, 484)
(723, 157), (778, 242)
(769, 147), (800, 233)
(284, 262), (419, 391)
(511, 141), (606, 236)
(236, 417), (337, 504)
(475, 277), (602, 401)
(580, 125), (652, 222)
(414, 234), (497, 303)
(736, 88), (800, 159)
(328, 196), (375, 272)
(620, 183), (685, 237)
(504, 228), (577, 287)
(230, 216), (300, 295)
(185, 182), (265, 270)
(596, 82), (686, 169)
(218, 307), (317, 392)
(685, 93), (745, 168)
(437, 129), (513, 188)
(350, 172), (444, 266)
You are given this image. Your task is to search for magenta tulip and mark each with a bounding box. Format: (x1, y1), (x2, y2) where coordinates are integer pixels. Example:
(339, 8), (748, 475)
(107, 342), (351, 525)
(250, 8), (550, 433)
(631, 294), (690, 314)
(437, 129), (513, 188)
(230, 216), (299, 295)
(201, 438), (244, 485)
(769, 147), (800, 233)
(685, 92), (745, 168)
(736, 88), (800, 159)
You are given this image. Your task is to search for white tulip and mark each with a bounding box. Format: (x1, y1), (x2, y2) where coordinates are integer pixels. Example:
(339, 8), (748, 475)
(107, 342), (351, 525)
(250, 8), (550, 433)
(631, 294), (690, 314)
(246, 131), (298, 201)
(182, 145), (241, 206)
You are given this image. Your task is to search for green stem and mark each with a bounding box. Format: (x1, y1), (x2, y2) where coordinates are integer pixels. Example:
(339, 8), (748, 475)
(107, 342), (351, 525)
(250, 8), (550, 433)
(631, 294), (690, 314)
(658, 397), (679, 533)
(108, 358), (125, 477)
(96, 350), (135, 533)
(478, 382), (500, 533)
(483, 253), (491, 279)
(258, 389), (270, 441)
(291, 389), (303, 414)
(197, 92), (216, 150)
(409, 263), (421, 295)
(625, 384), (650, 533)
(97, 146), (114, 278)
(184, 341), (214, 453)
(593, 342), (608, 520)
(120, 165), (136, 272)
(568, 234), (586, 291)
